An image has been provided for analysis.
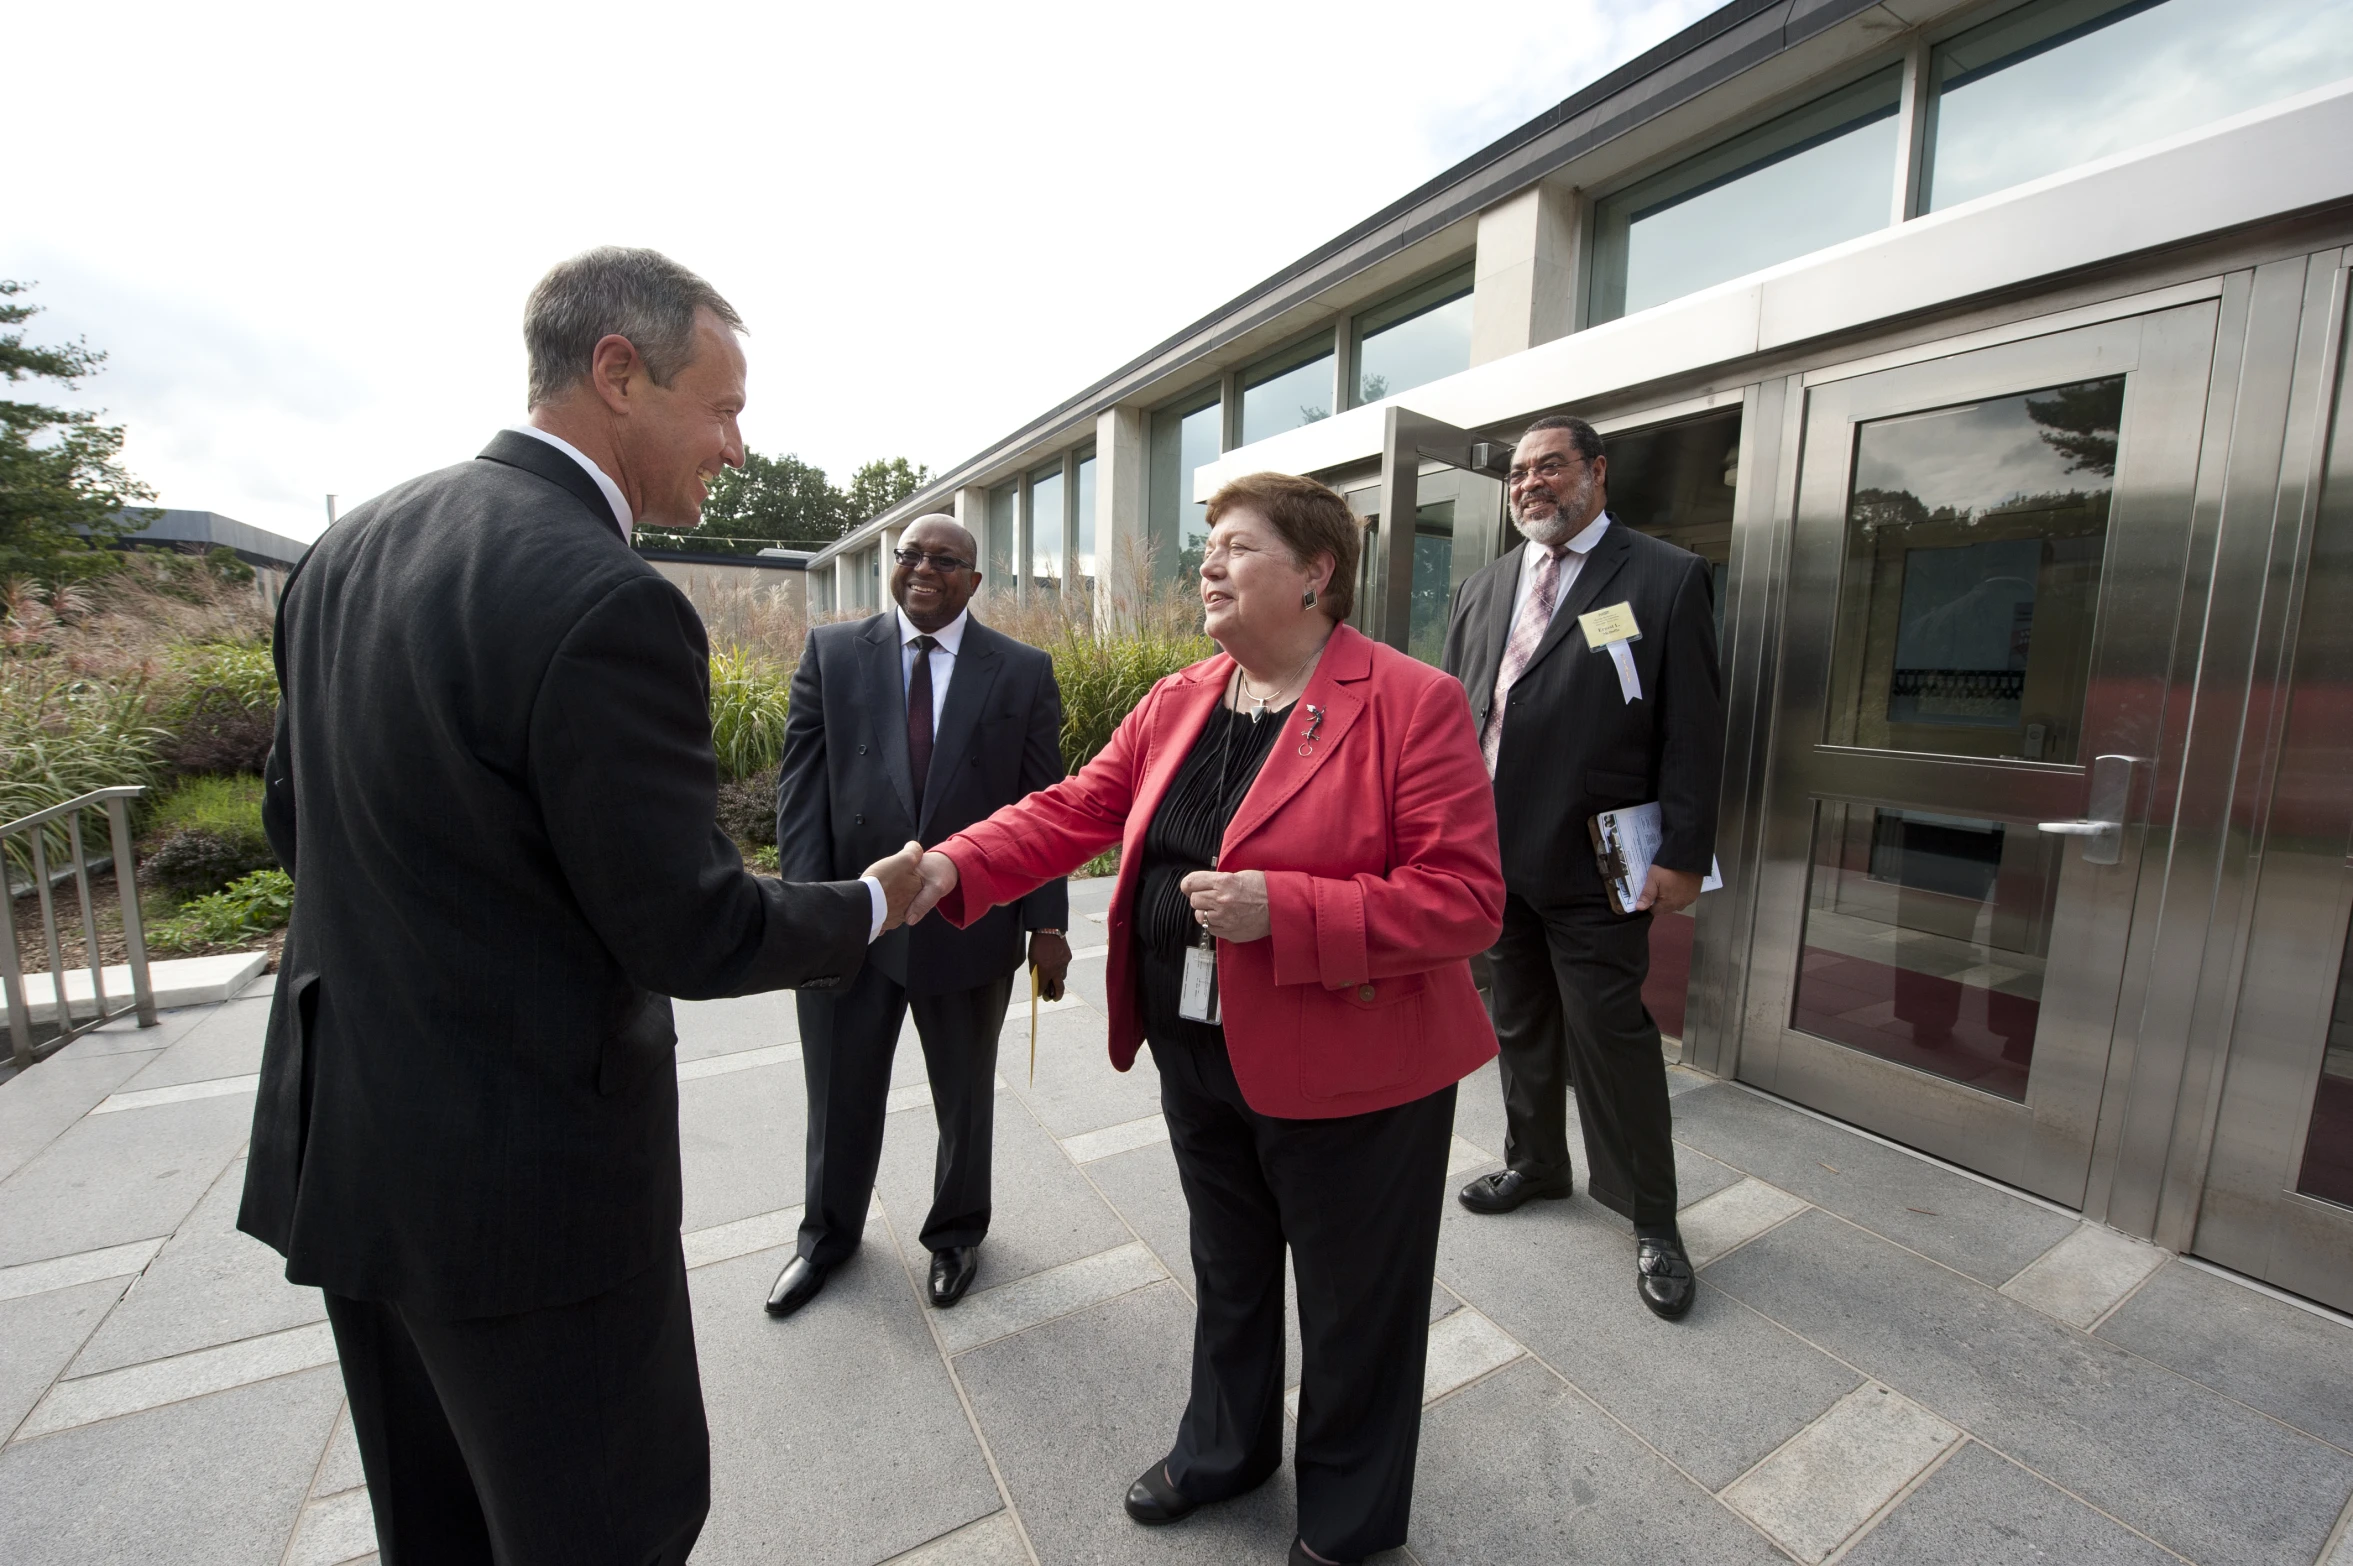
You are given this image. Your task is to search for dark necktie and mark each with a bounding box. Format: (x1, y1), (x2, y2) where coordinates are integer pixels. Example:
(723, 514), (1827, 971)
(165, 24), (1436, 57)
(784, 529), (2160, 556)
(907, 634), (937, 819)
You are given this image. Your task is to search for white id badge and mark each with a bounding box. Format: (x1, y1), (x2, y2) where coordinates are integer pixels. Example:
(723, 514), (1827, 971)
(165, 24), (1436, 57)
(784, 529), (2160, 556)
(1179, 940), (1222, 1025)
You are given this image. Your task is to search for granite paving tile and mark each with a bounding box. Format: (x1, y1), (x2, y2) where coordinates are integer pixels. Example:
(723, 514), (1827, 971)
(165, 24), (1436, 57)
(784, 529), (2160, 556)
(691, 1236), (1002, 1566)
(0, 1276), (122, 1442)
(69, 1156), (321, 1376)
(0, 1363), (341, 1566)
(1999, 1222), (2165, 1329)
(1406, 1357), (1784, 1566)
(671, 990), (802, 1063)
(0, 1235), (159, 1303)
(874, 1085), (1132, 1287)
(0, 1090), (254, 1269)
(2096, 1260), (2353, 1450)
(1435, 1188), (1859, 1490)
(22, 1319), (339, 1438)
(44, 1002), (215, 1059)
(1839, 1440), (2179, 1565)
(955, 1279), (1305, 1563)
(936, 1241), (1167, 1354)
(676, 1050), (810, 1233)
(114, 995), (272, 1091)
(1085, 1138), (1193, 1293)
(0, 1045), (161, 1187)
(1667, 1083), (2080, 1283)
(1704, 1208), (2353, 1566)
(1720, 1382), (1959, 1562)
(880, 1510), (1027, 1565)
(999, 1005), (1162, 1138)
(313, 1397), (365, 1496)
(1681, 1176), (1810, 1267)
(288, 1487), (376, 1566)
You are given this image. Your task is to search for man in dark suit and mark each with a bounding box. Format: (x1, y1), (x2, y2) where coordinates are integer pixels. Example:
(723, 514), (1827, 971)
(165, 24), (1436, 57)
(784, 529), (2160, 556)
(239, 246), (924, 1566)
(765, 514), (1071, 1317)
(1440, 413), (1724, 1321)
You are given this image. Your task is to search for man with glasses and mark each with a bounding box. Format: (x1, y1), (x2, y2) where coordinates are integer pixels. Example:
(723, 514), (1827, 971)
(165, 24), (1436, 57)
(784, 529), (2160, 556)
(765, 514), (1072, 1318)
(1441, 415), (1724, 1321)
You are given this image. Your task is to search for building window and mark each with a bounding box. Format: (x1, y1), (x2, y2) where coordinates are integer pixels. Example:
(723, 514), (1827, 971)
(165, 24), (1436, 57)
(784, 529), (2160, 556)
(1240, 338), (1335, 445)
(1150, 386), (1223, 579)
(1589, 69), (1902, 325)
(986, 483), (1015, 587)
(1352, 268), (1473, 406)
(1074, 448), (1097, 587)
(1028, 461), (1064, 592)
(1924, 0), (2353, 212)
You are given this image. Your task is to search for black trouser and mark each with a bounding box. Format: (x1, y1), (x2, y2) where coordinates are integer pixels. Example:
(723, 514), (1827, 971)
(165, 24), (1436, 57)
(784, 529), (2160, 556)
(1151, 1029), (1456, 1563)
(1488, 891), (1679, 1225)
(796, 962), (1014, 1265)
(322, 1240), (708, 1566)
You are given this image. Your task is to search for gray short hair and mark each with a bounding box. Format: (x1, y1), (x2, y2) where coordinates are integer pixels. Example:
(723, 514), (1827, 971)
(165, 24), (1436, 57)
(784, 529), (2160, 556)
(523, 247), (744, 407)
(1521, 413), (1606, 464)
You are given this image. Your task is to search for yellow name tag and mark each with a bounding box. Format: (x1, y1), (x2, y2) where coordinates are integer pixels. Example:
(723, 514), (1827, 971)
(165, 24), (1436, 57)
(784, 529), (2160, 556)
(1579, 602), (1641, 646)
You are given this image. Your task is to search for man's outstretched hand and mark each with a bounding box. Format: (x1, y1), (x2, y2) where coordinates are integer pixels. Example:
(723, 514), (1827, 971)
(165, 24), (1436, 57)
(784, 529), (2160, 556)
(906, 850), (960, 926)
(864, 841), (926, 932)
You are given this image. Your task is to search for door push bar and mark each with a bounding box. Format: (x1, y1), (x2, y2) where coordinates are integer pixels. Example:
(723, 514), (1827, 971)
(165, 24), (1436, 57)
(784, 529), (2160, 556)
(2038, 753), (2140, 866)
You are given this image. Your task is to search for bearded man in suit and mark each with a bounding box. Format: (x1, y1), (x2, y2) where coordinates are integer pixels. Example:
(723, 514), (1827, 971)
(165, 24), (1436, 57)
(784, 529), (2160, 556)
(1440, 413), (1724, 1322)
(764, 514), (1071, 1318)
(240, 246), (924, 1566)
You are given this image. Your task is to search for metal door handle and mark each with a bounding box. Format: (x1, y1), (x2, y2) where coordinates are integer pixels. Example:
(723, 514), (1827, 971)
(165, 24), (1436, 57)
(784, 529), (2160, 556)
(2037, 753), (2140, 866)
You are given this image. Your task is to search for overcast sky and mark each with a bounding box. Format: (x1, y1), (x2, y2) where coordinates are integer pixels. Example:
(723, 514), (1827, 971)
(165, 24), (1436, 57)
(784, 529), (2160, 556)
(6, 0), (1713, 544)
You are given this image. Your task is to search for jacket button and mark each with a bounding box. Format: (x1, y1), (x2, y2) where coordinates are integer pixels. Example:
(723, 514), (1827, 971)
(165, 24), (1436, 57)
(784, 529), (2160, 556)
(854, 813), (865, 825)
(1357, 984), (1376, 1002)
(858, 744), (868, 754)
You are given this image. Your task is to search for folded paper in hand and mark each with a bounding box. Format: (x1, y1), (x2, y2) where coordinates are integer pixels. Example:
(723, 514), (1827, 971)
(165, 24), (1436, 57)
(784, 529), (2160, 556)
(1588, 801), (1724, 915)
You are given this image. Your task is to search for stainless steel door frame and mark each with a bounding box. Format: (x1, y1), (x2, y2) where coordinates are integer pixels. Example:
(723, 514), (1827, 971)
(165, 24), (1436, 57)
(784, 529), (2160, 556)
(1740, 303), (2222, 1207)
(2185, 258), (2353, 1309)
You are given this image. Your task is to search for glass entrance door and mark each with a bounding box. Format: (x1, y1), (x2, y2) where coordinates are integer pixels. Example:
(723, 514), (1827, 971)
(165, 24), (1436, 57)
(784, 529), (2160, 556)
(1741, 305), (2219, 1206)
(2190, 318), (2353, 1314)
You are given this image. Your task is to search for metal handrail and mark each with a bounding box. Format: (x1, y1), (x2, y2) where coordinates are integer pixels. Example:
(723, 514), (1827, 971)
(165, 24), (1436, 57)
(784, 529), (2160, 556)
(1, 786), (156, 1068)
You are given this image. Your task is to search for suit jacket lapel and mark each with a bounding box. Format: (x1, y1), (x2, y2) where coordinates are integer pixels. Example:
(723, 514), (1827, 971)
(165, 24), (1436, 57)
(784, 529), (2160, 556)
(920, 624), (1003, 838)
(1222, 626), (1372, 858)
(858, 614), (918, 825)
(475, 431), (624, 536)
(1464, 551), (1522, 716)
(1522, 523), (1634, 679)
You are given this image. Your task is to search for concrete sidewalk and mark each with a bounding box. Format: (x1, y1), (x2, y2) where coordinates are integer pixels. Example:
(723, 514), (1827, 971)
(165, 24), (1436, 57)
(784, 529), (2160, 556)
(4, 875), (2352, 1565)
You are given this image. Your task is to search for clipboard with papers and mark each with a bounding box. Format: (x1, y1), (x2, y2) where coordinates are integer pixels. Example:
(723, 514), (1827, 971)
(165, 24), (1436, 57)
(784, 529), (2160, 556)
(1588, 801), (1724, 916)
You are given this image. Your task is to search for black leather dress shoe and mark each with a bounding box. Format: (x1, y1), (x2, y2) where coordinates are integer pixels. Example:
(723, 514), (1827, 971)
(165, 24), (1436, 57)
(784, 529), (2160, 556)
(1123, 1462), (1196, 1526)
(1290, 1537), (1361, 1566)
(928, 1245), (979, 1308)
(1636, 1233), (1696, 1320)
(1457, 1168), (1572, 1214)
(764, 1256), (827, 1318)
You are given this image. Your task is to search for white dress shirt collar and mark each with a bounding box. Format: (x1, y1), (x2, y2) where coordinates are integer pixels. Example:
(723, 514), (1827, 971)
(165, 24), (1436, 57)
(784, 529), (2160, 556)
(506, 424), (633, 538)
(897, 606), (969, 655)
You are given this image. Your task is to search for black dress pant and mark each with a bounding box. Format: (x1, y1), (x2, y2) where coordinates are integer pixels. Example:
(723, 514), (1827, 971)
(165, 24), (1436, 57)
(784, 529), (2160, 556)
(322, 1239), (708, 1566)
(796, 961), (1014, 1265)
(1488, 891), (1679, 1225)
(1151, 1029), (1456, 1563)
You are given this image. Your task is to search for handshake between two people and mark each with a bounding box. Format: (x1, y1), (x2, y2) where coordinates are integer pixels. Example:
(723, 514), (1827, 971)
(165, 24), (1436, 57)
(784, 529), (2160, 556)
(857, 842), (964, 933)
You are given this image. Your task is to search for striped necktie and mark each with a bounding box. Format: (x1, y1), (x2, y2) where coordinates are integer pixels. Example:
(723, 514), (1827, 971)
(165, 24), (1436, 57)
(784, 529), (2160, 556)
(1481, 546), (1568, 777)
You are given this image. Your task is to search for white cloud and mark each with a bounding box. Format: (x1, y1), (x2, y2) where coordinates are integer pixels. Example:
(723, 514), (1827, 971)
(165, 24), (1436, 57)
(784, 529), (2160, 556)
(3, 0), (1714, 542)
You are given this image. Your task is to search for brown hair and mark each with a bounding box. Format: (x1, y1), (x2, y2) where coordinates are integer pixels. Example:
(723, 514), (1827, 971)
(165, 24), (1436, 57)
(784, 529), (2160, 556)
(1202, 472), (1362, 623)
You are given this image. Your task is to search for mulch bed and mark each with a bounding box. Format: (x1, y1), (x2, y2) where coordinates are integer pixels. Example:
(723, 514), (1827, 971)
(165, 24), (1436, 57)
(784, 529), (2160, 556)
(7, 865), (282, 978)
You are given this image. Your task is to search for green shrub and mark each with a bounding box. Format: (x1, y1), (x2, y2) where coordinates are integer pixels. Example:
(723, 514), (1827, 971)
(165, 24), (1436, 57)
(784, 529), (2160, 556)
(742, 843), (780, 874)
(143, 775), (276, 898)
(160, 640), (279, 775)
(716, 774), (777, 846)
(0, 665), (164, 880)
(148, 867), (292, 952)
(1047, 628), (1214, 773)
(1078, 846), (1120, 880)
(709, 649), (791, 782)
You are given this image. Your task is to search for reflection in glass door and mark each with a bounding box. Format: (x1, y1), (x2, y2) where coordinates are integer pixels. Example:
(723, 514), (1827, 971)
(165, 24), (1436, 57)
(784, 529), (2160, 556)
(1743, 305), (2218, 1205)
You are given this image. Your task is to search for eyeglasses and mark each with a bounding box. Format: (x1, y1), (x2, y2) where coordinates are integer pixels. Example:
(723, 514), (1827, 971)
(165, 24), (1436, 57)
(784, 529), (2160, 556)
(1507, 453), (1588, 487)
(893, 548), (974, 574)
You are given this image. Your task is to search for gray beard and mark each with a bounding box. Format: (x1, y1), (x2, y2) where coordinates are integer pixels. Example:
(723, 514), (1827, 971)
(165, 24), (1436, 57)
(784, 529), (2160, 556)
(1512, 509), (1579, 547)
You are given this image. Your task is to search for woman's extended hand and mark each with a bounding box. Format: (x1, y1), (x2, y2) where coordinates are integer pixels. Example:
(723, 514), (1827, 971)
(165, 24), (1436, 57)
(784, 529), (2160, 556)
(1180, 869), (1271, 943)
(907, 850), (960, 924)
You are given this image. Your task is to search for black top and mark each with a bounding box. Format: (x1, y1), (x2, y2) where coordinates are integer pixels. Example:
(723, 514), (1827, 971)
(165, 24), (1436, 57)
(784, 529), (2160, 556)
(1136, 690), (1294, 1049)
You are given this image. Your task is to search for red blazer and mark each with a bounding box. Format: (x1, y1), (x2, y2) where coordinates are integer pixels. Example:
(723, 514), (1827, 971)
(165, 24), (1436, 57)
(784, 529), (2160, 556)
(931, 624), (1503, 1120)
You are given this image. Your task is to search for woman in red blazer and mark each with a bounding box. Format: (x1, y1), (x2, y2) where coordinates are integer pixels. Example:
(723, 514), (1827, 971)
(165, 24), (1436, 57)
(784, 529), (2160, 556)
(909, 473), (1503, 1566)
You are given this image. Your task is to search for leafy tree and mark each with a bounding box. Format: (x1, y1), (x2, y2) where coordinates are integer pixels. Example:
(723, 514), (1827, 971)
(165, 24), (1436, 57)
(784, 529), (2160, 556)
(1, 281), (154, 584)
(699, 450), (847, 544)
(2025, 379), (2124, 478)
(843, 457), (930, 526)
